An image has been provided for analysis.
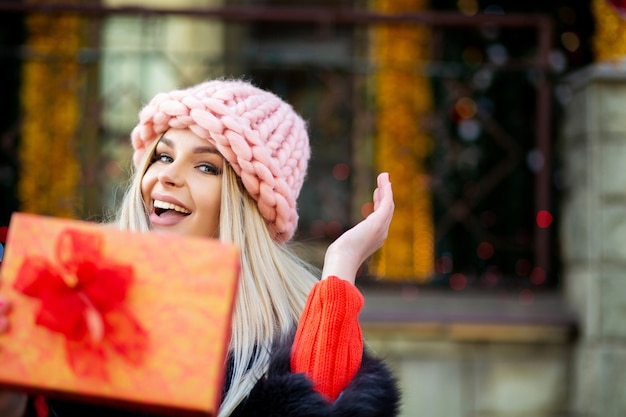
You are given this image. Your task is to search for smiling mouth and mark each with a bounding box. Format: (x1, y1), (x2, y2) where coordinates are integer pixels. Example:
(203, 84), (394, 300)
(153, 199), (191, 216)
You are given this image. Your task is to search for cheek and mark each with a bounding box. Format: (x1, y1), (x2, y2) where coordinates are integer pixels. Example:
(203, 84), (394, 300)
(200, 193), (221, 220)
(197, 183), (221, 224)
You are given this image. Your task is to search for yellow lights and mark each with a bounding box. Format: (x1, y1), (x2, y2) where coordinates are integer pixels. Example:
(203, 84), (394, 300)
(19, 5), (82, 218)
(370, 0), (434, 282)
(592, 0), (626, 61)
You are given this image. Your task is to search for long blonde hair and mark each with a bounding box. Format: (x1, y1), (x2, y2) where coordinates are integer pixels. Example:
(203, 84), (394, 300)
(115, 143), (319, 416)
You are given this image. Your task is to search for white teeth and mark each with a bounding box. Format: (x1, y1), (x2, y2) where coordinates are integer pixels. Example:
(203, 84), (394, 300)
(154, 199), (191, 214)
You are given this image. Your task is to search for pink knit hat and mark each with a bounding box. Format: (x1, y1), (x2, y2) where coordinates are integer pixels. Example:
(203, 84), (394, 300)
(130, 79), (310, 242)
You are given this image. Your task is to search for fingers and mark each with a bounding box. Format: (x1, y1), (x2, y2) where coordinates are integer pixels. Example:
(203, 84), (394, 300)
(373, 187), (381, 211)
(321, 172), (394, 285)
(371, 172), (394, 219)
(372, 172), (390, 212)
(377, 172), (389, 188)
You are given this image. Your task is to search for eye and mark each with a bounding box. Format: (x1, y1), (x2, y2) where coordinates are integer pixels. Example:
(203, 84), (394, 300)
(153, 153), (173, 163)
(197, 163), (221, 175)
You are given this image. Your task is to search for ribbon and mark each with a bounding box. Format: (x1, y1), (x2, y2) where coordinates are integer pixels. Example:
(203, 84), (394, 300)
(13, 228), (147, 379)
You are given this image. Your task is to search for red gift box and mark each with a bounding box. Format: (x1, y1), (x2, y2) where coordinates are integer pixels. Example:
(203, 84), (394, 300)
(0, 213), (240, 416)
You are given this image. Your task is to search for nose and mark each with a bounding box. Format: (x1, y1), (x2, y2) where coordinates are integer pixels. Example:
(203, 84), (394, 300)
(157, 162), (184, 187)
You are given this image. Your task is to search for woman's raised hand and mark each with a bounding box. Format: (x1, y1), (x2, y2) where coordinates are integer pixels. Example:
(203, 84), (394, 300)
(321, 172), (394, 285)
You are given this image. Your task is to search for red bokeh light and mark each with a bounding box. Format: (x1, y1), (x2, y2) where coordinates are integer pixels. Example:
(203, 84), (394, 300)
(530, 267), (546, 285)
(477, 242), (494, 260)
(332, 163), (350, 181)
(325, 221), (343, 239)
(436, 256), (453, 274)
(536, 210), (553, 228)
(361, 202), (374, 218)
(450, 273), (467, 291)
(480, 266), (501, 288)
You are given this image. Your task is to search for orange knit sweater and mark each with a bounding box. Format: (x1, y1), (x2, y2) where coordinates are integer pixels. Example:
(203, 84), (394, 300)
(290, 276), (364, 402)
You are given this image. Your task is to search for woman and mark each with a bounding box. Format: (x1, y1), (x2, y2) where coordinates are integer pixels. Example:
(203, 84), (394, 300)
(0, 79), (399, 417)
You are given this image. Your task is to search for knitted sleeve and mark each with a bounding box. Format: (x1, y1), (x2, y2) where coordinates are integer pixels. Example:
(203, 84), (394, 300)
(290, 275), (364, 402)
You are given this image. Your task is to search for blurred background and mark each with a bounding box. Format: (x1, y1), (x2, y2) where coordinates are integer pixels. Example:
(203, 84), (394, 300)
(1, 0), (625, 416)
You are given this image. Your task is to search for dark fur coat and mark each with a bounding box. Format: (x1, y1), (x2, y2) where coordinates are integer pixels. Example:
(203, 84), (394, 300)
(27, 333), (400, 417)
(228, 333), (400, 417)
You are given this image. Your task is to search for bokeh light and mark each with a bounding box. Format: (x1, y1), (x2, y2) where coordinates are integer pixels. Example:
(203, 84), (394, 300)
(458, 119), (482, 142)
(325, 221), (343, 239)
(450, 273), (467, 291)
(477, 241), (495, 260)
(480, 267), (501, 288)
(561, 31), (580, 52)
(455, 97), (478, 120)
(361, 202), (374, 218)
(486, 43), (508, 65)
(473, 69), (493, 90)
(530, 267), (547, 285)
(536, 210), (553, 228)
(527, 149), (545, 172)
(332, 163), (350, 181)
(549, 50), (567, 73)
(436, 255), (453, 274)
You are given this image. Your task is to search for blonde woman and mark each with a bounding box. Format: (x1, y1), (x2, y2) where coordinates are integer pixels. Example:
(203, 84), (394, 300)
(0, 79), (399, 417)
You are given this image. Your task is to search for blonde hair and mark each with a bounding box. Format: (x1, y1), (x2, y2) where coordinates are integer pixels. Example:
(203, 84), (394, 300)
(115, 142), (319, 416)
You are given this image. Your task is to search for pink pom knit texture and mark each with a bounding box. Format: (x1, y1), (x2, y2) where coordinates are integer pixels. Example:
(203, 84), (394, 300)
(131, 80), (310, 242)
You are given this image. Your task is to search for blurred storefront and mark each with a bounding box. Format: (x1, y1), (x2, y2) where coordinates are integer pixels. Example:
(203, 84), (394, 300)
(2, 1), (626, 416)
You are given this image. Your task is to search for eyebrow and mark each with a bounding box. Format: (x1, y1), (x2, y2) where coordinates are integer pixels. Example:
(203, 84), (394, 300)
(159, 136), (221, 155)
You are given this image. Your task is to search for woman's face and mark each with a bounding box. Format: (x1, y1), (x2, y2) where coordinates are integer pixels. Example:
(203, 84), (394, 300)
(141, 128), (223, 238)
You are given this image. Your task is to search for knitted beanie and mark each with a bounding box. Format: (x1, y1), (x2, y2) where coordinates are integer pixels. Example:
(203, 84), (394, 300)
(130, 79), (310, 243)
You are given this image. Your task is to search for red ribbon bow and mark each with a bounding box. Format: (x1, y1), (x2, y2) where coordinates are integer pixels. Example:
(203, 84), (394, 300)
(14, 228), (147, 379)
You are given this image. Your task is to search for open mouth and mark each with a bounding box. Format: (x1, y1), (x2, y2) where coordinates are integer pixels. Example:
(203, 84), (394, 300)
(153, 199), (191, 217)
